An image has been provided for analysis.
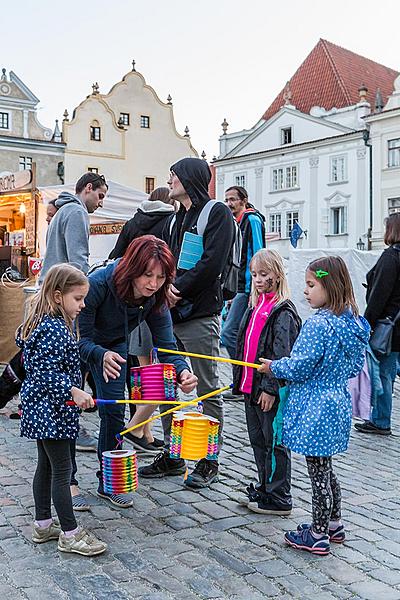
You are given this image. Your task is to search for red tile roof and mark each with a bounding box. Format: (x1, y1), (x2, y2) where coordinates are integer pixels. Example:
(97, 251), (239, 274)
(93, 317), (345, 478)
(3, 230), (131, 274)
(262, 39), (398, 121)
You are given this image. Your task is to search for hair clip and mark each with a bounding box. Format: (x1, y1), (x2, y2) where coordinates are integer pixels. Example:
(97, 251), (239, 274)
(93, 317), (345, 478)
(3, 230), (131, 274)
(315, 269), (329, 278)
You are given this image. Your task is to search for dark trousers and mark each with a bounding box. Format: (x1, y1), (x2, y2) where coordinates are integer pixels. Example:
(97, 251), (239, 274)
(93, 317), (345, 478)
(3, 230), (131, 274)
(245, 399), (292, 507)
(306, 456), (342, 534)
(91, 343), (127, 491)
(33, 439), (77, 532)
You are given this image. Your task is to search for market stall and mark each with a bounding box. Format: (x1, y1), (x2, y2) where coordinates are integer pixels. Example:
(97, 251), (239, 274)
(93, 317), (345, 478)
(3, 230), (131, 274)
(0, 166), (38, 362)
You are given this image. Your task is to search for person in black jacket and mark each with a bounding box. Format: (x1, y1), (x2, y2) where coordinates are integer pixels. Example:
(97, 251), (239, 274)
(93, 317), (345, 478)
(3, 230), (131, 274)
(109, 187), (175, 259)
(355, 213), (400, 435)
(232, 249), (301, 513)
(139, 157), (236, 488)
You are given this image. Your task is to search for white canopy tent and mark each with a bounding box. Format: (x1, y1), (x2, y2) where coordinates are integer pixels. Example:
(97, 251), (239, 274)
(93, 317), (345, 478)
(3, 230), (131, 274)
(39, 181), (147, 264)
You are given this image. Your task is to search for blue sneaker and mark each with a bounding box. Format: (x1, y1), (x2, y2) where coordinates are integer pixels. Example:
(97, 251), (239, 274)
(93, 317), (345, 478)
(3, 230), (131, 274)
(297, 522), (345, 544)
(285, 525), (330, 555)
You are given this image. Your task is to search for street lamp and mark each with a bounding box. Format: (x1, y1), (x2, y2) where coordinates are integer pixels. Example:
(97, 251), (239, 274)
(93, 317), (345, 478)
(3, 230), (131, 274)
(356, 237), (365, 251)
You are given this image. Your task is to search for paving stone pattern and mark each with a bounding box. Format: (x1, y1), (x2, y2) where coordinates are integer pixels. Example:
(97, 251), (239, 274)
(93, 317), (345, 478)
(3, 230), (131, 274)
(1, 359), (400, 599)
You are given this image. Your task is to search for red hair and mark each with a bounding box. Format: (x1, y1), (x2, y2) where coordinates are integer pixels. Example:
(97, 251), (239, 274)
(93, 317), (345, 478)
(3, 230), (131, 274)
(113, 235), (175, 310)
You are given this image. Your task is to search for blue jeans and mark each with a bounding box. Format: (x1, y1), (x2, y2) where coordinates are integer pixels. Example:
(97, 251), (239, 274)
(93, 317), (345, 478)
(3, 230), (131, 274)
(371, 351), (399, 429)
(90, 343), (127, 491)
(220, 293), (249, 359)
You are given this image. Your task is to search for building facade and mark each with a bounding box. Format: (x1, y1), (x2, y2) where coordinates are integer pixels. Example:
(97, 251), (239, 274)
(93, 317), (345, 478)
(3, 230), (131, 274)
(63, 62), (198, 191)
(0, 69), (64, 186)
(366, 75), (400, 246)
(214, 40), (397, 256)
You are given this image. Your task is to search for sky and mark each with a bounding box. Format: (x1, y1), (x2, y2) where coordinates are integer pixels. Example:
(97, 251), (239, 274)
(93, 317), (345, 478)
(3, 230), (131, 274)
(2, 0), (399, 160)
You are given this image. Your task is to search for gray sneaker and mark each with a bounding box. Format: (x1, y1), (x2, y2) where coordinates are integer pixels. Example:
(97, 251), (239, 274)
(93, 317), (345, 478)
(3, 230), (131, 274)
(58, 528), (107, 556)
(76, 427), (97, 452)
(32, 519), (61, 544)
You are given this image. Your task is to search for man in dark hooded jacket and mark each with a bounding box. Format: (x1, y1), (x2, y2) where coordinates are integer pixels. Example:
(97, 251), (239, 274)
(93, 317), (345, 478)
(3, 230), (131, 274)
(139, 157), (236, 488)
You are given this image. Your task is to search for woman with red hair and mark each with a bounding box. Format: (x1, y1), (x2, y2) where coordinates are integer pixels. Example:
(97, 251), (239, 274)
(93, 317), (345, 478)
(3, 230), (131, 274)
(78, 235), (197, 507)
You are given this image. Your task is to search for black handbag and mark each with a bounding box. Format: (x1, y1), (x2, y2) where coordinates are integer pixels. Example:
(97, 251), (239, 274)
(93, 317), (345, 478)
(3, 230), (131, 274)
(370, 309), (400, 357)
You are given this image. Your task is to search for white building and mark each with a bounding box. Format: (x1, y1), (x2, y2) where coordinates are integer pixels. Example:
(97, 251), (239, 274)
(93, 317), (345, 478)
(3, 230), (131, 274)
(214, 39), (397, 256)
(366, 75), (400, 247)
(62, 61), (197, 191)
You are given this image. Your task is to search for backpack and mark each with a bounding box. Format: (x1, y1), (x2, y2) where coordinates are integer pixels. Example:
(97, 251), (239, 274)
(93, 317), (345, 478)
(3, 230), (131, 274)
(169, 200), (242, 301)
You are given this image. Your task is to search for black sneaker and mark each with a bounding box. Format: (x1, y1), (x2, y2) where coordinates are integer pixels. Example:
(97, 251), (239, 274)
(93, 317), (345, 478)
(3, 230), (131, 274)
(123, 432), (160, 455)
(247, 497), (292, 515)
(354, 420), (391, 435)
(184, 458), (219, 489)
(138, 452), (186, 478)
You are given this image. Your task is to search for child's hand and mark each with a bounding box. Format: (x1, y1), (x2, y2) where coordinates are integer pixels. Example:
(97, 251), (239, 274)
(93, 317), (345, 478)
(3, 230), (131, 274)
(178, 369), (198, 394)
(258, 392), (275, 412)
(257, 358), (272, 374)
(71, 387), (94, 410)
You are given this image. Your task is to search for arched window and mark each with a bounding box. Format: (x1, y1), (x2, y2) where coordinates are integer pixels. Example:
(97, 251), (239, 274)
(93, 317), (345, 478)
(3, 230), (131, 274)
(90, 120), (101, 141)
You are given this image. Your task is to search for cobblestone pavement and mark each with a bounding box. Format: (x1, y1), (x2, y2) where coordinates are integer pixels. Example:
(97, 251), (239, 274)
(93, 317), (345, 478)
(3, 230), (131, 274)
(1, 359), (400, 600)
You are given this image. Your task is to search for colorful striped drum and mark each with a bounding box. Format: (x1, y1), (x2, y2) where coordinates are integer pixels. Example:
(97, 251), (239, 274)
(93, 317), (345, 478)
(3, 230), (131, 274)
(102, 449), (138, 494)
(131, 363), (177, 402)
(170, 411), (219, 461)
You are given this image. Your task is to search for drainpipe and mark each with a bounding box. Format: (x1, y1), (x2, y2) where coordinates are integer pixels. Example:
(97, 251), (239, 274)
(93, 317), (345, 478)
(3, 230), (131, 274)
(362, 129), (373, 250)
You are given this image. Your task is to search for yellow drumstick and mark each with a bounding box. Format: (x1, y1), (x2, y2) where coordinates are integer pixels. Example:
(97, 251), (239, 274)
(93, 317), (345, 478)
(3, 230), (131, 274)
(119, 385), (230, 437)
(154, 347), (261, 369)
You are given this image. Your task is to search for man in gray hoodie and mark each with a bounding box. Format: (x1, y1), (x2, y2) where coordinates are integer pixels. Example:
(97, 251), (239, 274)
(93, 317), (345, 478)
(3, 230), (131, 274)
(40, 172), (108, 281)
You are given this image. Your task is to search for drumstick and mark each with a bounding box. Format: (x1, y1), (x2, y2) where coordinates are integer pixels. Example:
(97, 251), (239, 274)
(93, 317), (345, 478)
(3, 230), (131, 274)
(65, 399), (185, 406)
(154, 347), (261, 369)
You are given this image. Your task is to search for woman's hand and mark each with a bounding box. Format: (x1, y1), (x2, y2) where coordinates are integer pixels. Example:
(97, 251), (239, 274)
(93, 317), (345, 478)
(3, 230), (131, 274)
(71, 387), (94, 410)
(258, 358), (272, 374)
(103, 351), (126, 383)
(178, 369), (198, 394)
(257, 391), (275, 412)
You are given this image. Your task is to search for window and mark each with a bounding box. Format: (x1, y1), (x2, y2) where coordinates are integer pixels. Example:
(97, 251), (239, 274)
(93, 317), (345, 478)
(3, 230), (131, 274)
(88, 167), (99, 174)
(141, 115), (150, 128)
(0, 112), (9, 129)
(120, 113), (130, 126)
(90, 126), (101, 141)
(145, 177), (155, 194)
(330, 156), (346, 183)
(235, 174), (246, 188)
(19, 156), (32, 171)
(388, 139), (400, 168)
(286, 211), (299, 238)
(272, 165), (298, 191)
(331, 206), (347, 234)
(269, 213), (282, 236)
(281, 127), (292, 145)
(388, 197), (400, 215)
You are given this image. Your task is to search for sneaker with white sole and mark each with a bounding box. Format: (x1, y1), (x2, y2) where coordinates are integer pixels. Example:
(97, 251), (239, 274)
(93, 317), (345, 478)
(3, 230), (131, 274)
(32, 520), (61, 544)
(297, 522), (345, 543)
(58, 528), (107, 556)
(285, 525), (330, 555)
(97, 490), (133, 508)
(75, 427), (97, 452)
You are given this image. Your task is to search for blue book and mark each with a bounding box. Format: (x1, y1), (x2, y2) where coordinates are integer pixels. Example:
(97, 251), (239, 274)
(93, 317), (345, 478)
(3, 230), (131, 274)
(177, 232), (204, 270)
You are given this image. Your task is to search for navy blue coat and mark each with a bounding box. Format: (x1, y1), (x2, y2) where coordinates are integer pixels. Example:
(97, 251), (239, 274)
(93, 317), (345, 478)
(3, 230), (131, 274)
(17, 316), (81, 440)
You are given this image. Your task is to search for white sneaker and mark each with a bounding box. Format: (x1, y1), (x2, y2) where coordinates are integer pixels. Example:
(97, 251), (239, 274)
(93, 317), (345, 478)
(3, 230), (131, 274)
(58, 528), (107, 556)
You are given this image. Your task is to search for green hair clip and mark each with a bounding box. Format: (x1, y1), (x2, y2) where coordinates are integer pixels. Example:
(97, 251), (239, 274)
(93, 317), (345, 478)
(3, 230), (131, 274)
(315, 269), (329, 278)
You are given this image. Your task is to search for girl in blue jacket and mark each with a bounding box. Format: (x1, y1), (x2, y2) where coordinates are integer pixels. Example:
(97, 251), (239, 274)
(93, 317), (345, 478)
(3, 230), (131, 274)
(17, 264), (107, 557)
(258, 256), (370, 556)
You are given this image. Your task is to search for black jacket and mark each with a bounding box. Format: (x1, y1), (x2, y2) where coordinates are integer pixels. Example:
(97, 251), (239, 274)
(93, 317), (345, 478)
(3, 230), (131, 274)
(365, 244), (400, 352)
(238, 207), (266, 293)
(109, 200), (174, 259)
(232, 299), (301, 402)
(165, 158), (236, 322)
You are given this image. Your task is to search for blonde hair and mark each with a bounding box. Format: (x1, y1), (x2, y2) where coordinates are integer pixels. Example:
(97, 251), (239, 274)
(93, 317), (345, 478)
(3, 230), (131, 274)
(20, 264), (88, 340)
(249, 249), (290, 308)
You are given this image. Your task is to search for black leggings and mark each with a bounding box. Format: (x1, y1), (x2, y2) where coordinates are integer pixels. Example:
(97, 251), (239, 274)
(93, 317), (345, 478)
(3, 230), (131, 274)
(33, 439), (77, 532)
(305, 456), (342, 534)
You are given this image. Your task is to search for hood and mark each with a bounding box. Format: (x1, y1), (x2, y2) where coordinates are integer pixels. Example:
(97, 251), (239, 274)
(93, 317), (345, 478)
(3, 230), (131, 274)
(55, 191), (86, 210)
(140, 200), (175, 214)
(240, 206), (266, 223)
(322, 309), (370, 357)
(170, 157), (211, 207)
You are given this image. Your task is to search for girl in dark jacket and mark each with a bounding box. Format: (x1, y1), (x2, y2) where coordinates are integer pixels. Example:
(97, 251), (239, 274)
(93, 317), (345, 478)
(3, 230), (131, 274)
(355, 213), (400, 435)
(233, 249), (301, 514)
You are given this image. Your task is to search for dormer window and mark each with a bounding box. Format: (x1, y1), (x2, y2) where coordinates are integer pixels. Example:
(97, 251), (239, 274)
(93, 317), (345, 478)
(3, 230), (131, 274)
(141, 115), (150, 128)
(120, 113), (130, 126)
(281, 127), (292, 145)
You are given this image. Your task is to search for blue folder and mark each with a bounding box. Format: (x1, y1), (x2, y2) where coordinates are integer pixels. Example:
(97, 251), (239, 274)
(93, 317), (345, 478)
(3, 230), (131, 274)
(177, 232), (204, 270)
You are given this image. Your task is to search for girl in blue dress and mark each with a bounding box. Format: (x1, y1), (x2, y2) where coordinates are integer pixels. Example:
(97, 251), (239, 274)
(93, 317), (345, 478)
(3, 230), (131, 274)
(258, 256), (370, 555)
(17, 264), (107, 557)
